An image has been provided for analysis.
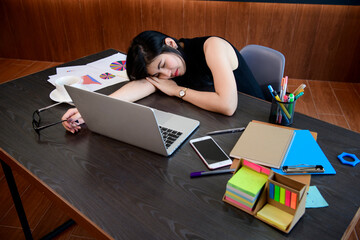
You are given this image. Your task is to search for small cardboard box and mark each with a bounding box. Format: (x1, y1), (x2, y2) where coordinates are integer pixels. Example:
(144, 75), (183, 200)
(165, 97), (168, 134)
(223, 158), (307, 233)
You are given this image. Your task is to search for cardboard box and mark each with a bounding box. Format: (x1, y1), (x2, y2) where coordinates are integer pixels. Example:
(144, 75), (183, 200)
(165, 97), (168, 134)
(223, 159), (307, 233)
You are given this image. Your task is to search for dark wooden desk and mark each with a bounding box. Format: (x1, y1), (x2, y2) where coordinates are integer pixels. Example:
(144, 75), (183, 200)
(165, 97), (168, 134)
(0, 49), (359, 240)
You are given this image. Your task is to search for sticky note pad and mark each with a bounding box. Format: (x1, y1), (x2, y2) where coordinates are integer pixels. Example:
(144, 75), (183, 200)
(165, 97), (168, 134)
(227, 185), (258, 202)
(285, 190), (291, 207)
(274, 185), (280, 202)
(224, 196), (253, 212)
(257, 204), (294, 231)
(225, 191), (254, 208)
(291, 192), (297, 209)
(228, 167), (268, 197)
(269, 183), (274, 199)
(280, 187), (286, 204)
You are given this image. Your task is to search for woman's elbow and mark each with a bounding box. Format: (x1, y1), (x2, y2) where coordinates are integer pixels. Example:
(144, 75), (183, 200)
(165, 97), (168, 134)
(218, 94), (238, 116)
(219, 104), (236, 116)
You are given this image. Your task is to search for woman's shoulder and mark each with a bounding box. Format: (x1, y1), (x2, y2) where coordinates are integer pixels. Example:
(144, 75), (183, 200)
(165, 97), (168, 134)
(203, 37), (237, 60)
(203, 37), (239, 70)
(204, 36), (233, 50)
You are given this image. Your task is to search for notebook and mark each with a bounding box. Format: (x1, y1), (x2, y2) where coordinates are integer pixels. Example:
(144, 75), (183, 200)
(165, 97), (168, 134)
(230, 121), (295, 168)
(65, 85), (200, 156)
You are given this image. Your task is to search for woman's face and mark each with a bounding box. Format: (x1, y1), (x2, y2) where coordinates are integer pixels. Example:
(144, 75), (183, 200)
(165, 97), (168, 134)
(147, 53), (186, 79)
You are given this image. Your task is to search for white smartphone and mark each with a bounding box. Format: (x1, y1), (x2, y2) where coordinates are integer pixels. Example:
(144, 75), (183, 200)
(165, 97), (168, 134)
(190, 136), (232, 170)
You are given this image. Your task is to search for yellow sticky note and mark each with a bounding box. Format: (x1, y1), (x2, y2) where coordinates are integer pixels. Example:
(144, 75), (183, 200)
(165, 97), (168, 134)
(256, 204), (294, 231)
(280, 187), (286, 204)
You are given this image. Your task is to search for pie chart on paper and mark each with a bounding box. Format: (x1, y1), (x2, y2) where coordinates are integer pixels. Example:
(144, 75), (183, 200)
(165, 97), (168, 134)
(110, 61), (126, 71)
(100, 72), (116, 80)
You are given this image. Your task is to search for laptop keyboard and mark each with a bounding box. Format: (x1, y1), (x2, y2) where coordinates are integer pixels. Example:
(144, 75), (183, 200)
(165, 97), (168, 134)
(159, 126), (183, 149)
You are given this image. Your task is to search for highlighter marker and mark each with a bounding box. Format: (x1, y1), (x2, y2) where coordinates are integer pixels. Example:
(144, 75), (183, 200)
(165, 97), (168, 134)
(295, 92), (304, 100)
(288, 93), (295, 115)
(292, 84), (306, 96)
(273, 90), (291, 119)
(268, 85), (275, 98)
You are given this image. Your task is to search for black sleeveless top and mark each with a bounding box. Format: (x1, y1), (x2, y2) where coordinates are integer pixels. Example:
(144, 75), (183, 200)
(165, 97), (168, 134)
(173, 37), (265, 100)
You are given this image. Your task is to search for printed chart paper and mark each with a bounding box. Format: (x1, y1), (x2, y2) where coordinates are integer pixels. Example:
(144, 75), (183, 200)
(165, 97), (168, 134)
(48, 53), (129, 102)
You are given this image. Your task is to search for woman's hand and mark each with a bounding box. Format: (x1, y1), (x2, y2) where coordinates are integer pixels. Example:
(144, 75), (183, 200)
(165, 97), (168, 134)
(61, 108), (84, 133)
(145, 77), (180, 97)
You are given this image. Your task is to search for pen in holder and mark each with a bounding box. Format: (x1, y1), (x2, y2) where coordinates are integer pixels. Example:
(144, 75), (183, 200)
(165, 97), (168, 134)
(269, 98), (296, 126)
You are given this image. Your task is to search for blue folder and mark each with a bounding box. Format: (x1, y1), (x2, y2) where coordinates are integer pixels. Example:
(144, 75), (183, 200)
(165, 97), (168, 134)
(272, 130), (336, 175)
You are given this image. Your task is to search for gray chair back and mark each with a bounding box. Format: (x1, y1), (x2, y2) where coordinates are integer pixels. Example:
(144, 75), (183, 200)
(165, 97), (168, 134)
(240, 44), (285, 102)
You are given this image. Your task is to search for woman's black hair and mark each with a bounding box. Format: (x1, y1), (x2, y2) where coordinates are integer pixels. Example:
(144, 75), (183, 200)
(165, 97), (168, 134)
(126, 30), (184, 80)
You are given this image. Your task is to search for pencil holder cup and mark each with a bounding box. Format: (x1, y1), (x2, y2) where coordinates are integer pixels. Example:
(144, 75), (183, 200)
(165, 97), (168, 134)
(269, 98), (296, 126)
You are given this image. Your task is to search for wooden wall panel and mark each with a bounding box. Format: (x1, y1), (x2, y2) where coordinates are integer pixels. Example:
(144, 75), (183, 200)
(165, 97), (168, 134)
(331, 6), (360, 82)
(308, 5), (348, 81)
(266, 4), (299, 67)
(101, 0), (142, 54)
(183, 1), (207, 38)
(141, 0), (164, 34)
(204, 1), (228, 37)
(287, 4), (322, 80)
(247, 3), (275, 46)
(2, 0), (50, 60)
(162, 0), (185, 39)
(39, 0), (72, 61)
(0, 0), (359, 82)
(0, 1), (19, 58)
(224, 2), (251, 48)
(74, 0), (105, 56)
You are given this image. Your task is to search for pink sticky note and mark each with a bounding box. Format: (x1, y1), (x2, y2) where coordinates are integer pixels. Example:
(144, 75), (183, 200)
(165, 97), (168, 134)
(243, 160), (261, 172)
(285, 190), (291, 207)
(261, 167), (271, 175)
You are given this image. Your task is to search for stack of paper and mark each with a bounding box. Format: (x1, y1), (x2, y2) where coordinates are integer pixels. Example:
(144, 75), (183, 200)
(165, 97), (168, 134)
(48, 53), (129, 94)
(224, 166), (268, 211)
(256, 204), (294, 231)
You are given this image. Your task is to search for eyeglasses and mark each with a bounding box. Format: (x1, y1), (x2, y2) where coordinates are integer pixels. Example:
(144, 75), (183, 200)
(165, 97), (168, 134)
(32, 102), (67, 134)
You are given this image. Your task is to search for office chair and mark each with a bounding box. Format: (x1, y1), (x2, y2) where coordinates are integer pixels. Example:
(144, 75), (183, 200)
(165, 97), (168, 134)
(240, 44), (285, 102)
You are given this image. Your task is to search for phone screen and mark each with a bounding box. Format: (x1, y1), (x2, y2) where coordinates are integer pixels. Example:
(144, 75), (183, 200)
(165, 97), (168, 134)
(191, 138), (229, 164)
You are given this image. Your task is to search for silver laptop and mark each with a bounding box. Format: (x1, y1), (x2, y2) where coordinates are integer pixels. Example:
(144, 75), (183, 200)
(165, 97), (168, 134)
(65, 85), (200, 156)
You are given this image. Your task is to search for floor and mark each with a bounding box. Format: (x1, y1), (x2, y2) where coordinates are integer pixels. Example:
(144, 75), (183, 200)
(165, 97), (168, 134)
(0, 58), (360, 240)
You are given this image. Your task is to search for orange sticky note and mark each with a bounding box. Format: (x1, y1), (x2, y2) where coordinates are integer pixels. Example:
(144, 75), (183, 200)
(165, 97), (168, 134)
(291, 192), (297, 209)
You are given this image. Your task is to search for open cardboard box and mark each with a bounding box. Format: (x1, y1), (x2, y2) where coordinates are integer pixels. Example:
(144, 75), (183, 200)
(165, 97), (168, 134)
(223, 158), (307, 233)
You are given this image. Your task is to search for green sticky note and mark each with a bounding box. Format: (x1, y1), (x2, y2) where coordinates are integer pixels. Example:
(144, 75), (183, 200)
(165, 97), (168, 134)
(274, 185), (280, 202)
(228, 167), (268, 197)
